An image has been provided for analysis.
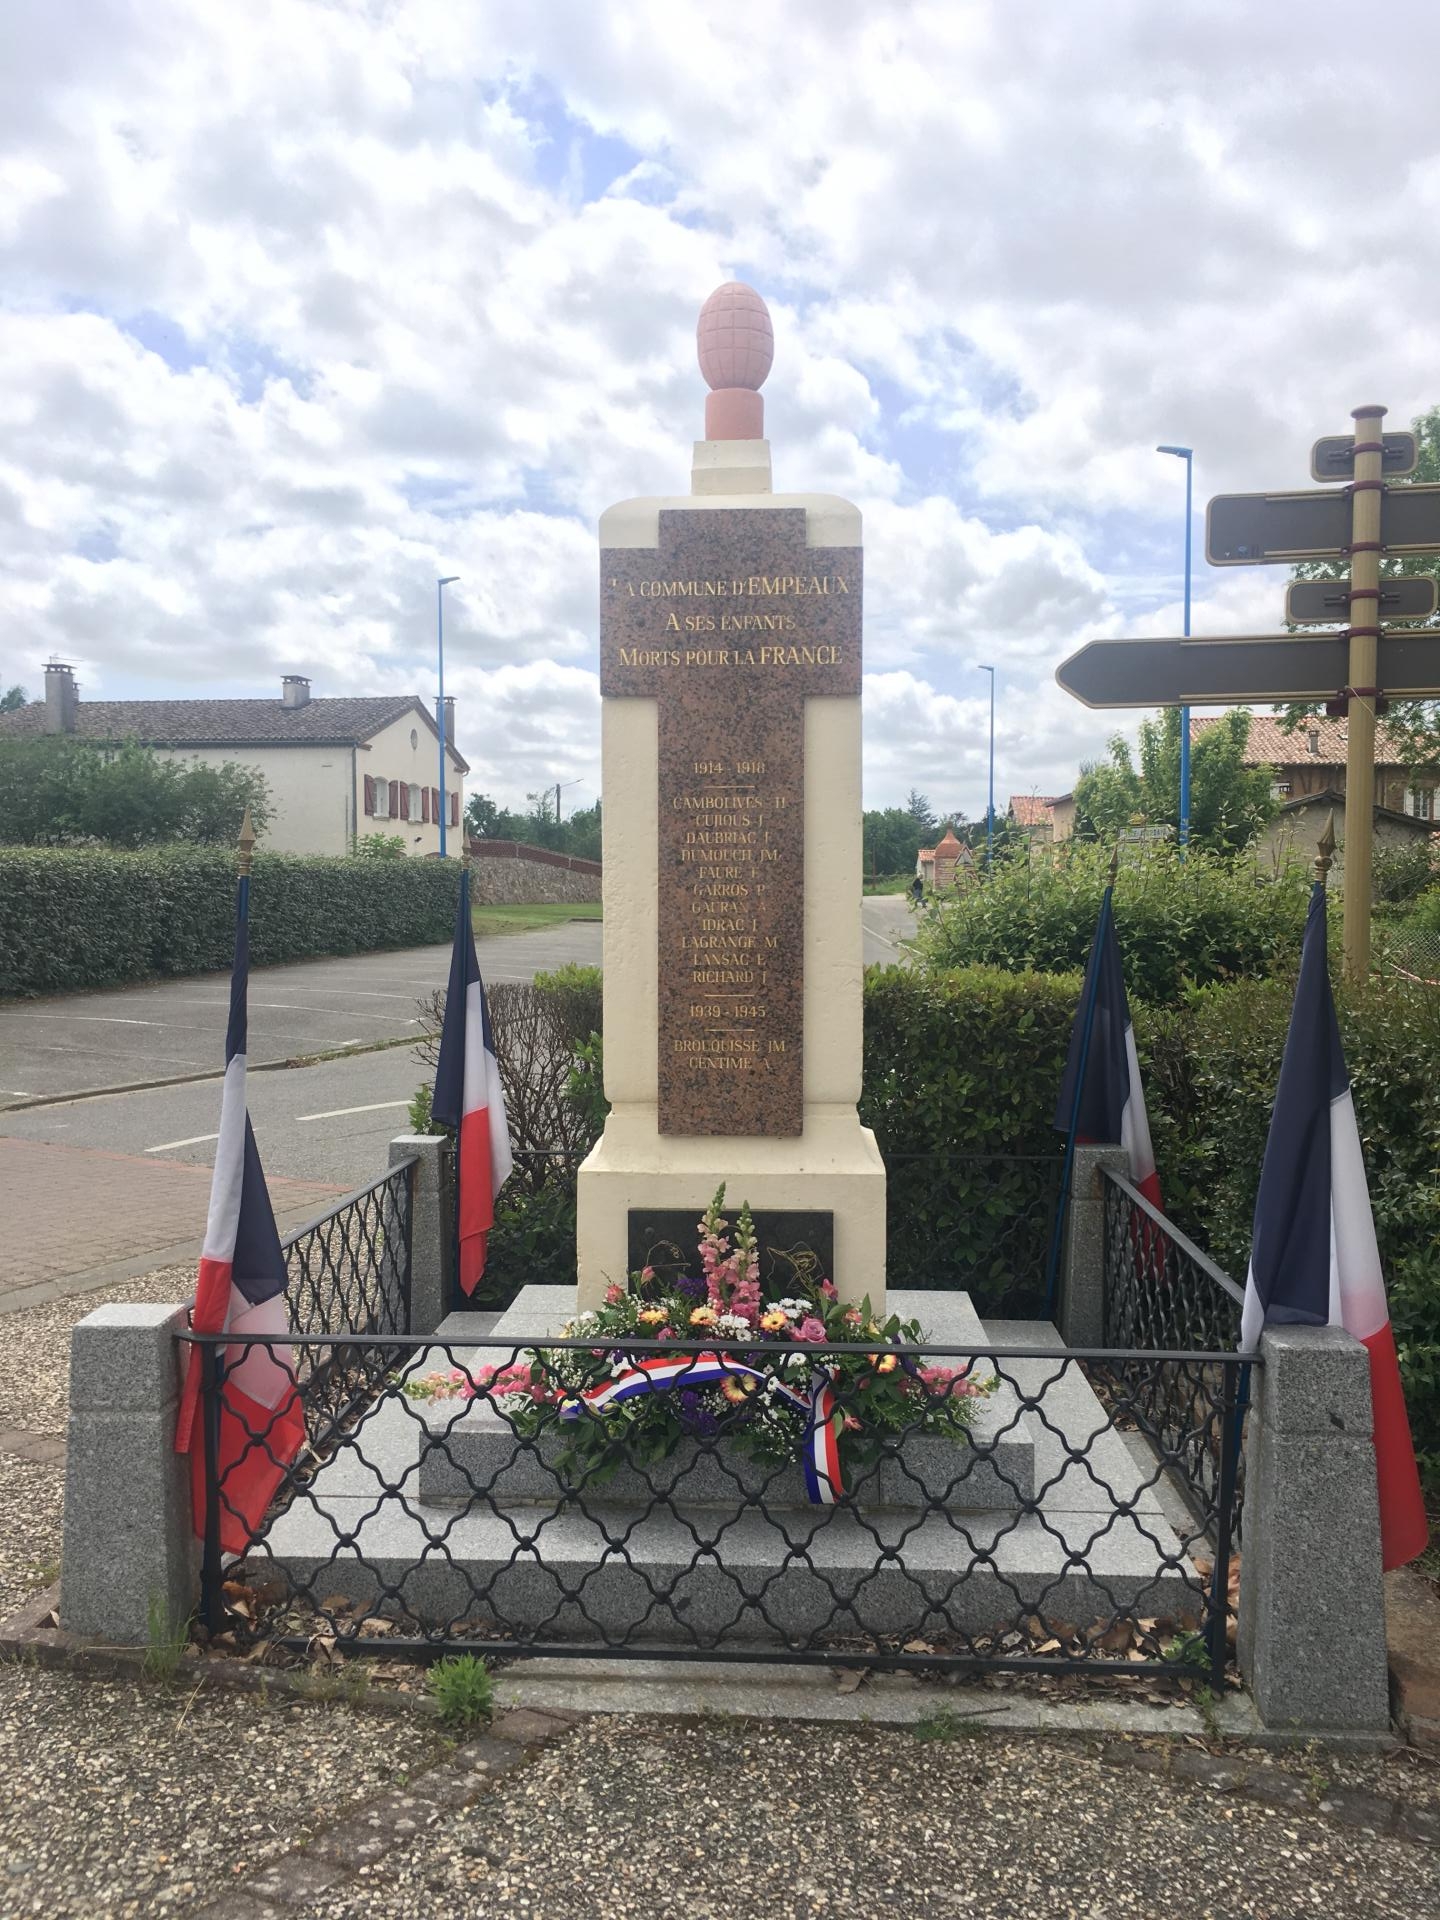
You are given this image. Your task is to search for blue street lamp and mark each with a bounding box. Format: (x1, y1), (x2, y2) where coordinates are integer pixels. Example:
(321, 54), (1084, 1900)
(977, 663), (996, 866)
(437, 575), (459, 857)
(1156, 446), (1193, 851)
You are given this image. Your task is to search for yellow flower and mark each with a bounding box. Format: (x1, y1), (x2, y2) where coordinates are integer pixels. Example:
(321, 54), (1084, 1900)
(689, 1306), (717, 1327)
(866, 1352), (899, 1374)
(760, 1309), (788, 1333)
(637, 1307), (668, 1325)
(720, 1376), (755, 1405)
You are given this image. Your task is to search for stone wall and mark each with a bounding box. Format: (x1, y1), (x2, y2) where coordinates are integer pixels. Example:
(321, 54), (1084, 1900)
(468, 839), (602, 905)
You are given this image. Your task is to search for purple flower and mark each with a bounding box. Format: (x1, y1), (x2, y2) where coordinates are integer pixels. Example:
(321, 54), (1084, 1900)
(676, 1273), (709, 1304)
(677, 1390), (720, 1437)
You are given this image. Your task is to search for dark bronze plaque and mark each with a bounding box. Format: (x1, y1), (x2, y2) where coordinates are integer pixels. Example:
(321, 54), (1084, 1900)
(627, 1207), (834, 1296)
(601, 508), (862, 1136)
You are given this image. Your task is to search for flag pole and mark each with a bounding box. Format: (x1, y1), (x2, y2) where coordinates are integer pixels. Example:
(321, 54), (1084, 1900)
(1211, 817), (1337, 1655)
(1043, 847), (1119, 1316)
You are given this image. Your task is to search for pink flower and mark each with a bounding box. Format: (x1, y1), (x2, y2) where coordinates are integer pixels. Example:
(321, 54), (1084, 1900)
(795, 1316), (828, 1344)
(819, 1279), (838, 1301)
(605, 1283), (625, 1305)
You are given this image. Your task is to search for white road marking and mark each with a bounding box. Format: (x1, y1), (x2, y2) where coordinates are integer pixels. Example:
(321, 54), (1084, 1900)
(295, 1101), (411, 1122)
(145, 1132), (220, 1154)
(13, 1013), (165, 1026)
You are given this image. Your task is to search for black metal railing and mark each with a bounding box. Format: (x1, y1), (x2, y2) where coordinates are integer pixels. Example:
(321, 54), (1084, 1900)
(1101, 1168), (1249, 1547)
(281, 1157), (415, 1444)
(187, 1326), (1250, 1690)
(879, 1152), (1064, 1316)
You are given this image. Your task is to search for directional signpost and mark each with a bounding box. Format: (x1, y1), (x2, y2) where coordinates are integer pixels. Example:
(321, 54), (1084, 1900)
(1055, 405), (1440, 977)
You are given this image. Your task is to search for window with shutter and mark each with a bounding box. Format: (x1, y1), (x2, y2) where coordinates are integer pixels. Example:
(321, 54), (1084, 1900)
(399, 783), (410, 820)
(450, 791), (459, 827)
(432, 788), (441, 824)
(421, 788), (430, 824)
(389, 779), (400, 818)
(363, 774), (375, 816)
(374, 778), (389, 819)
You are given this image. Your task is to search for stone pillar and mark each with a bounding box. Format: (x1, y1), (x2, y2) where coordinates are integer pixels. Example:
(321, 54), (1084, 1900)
(60, 1304), (196, 1643)
(391, 1134), (451, 1334)
(1238, 1325), (1391, 1734)
(1057, 1145), (1127, 1346)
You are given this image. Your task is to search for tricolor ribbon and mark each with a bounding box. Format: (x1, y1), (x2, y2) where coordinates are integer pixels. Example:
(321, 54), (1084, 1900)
(558, 1349), (845, 1504)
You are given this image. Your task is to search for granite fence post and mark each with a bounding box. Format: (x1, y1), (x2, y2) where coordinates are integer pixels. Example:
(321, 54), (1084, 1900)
(1057, 1145), (1127, 1347)
(1238, 1324), (1391, 1734)
(392, 1133), (451, 1335)
(60, 1304), (197, 1644)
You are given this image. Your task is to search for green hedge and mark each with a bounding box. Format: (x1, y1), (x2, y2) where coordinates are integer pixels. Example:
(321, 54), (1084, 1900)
(0, 846), (461, 996)
(913, 842), (1313, 1005)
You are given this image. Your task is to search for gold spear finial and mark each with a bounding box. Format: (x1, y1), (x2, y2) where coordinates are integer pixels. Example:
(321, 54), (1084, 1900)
(237, 805), (256, 877)
(1315, 809), (1337, 886)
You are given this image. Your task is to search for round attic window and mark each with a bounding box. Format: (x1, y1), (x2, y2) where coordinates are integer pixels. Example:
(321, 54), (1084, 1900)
(410, 728), (418, 750)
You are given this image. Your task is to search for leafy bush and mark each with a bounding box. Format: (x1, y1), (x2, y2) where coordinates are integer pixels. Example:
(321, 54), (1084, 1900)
(1373, 841), (1438, 906)
(0, 846), (460, 996)
(1138, 975), (1440, 1487)
(0, 735), (271, 846)
(426, 1653), (493, 1728)
(913, 842), (1312, 1005)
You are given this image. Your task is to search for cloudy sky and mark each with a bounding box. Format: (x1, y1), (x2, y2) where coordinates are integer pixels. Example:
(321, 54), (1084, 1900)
(4, 0), (1440, 820)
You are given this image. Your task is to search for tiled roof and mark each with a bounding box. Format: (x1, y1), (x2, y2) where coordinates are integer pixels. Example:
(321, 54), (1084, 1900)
(1008, 794), (1058, 827)
(0, 695), (469, 770)
(1190, 712), (1405, 769)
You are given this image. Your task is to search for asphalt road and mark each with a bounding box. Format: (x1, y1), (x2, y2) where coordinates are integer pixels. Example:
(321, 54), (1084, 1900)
(0, 898), (914, 1108)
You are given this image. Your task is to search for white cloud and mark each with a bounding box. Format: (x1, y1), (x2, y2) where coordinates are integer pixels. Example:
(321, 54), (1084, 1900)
(3, 0), (1438, 818)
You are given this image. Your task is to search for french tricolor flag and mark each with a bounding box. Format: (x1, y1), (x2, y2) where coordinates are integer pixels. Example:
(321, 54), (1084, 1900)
(1054, 882), (1161, 1207)
(1240, 881), (1427, 1571)
(432, 869), (513, 1295)
(175, 842), (303, 1556)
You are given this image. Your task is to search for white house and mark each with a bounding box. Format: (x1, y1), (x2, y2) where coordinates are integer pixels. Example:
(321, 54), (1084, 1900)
(0, 665), (469, 856)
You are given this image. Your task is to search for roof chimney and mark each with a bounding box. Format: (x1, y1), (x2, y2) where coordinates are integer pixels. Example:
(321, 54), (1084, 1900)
(43, 662), (77, 734)
(281, 674), (311, 710)
(1308, 725), (1320, 756)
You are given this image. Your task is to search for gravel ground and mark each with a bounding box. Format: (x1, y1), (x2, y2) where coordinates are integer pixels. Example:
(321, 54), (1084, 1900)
(299, 1717), (1440, 1920)
(0, 1669), (449, 1920)
(0, 1457), (62, 1620)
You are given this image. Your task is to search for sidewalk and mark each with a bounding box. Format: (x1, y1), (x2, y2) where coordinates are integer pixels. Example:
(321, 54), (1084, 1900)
(0, 1138), (344, 1313)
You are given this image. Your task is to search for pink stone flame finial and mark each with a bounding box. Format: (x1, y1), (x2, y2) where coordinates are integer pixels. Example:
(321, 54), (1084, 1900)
(697, 282), (773, 440)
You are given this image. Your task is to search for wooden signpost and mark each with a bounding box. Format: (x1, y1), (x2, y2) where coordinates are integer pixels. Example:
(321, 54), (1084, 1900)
(1055, 406), (1440, 977)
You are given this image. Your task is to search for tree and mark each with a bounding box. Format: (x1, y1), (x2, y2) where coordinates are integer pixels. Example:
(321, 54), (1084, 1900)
(464, 789), (602, 862)
(1073, 709), (1274, 853)
(0, 737), (271, 847)
(1282, 401), (1440, 776)
(863, 806), (925, 875)
(0, 685), (26, 712)
(905, 789), (938, 837)
(466, 793), (506, 838)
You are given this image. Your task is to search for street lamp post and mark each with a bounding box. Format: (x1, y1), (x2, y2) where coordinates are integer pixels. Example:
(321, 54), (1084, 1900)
(977, 663), (996, 867)
(436, 575), (459, 857)
(1156, 446), (1193, 851)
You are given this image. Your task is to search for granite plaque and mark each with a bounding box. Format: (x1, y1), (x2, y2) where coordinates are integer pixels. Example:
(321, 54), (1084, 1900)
(627, 1207), (835, 1296)
(600, 508), (862, 1135)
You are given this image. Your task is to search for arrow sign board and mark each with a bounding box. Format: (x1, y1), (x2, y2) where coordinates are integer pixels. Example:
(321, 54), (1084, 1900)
(1284, 576), (1438, 624)
(1310, 432), (1418, 481)
(1055, 632), (1440, 709)
(1206, 483), (1440, 565)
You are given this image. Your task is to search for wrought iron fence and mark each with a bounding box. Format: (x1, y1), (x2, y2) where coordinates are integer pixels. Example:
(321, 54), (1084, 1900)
(187, 1325), (1249, 1690)
(879, 1152), (1064, 1316)
(1101, 1167), (1249, 1548)
(281, 1157), (415, 1446)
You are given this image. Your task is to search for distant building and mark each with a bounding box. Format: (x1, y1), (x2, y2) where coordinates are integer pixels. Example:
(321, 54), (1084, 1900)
(1048, 792), (1076, 842)
(0, 664), (469, 856)
(916, 821), (972, 889)
(1258, 787), (1437, 889)
(1007, 793), (1058, 841)
(1191, 713), (1437, 819)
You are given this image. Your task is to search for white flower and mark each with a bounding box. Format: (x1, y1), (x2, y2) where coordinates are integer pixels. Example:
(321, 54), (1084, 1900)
(714, 1313), (750, 1338)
